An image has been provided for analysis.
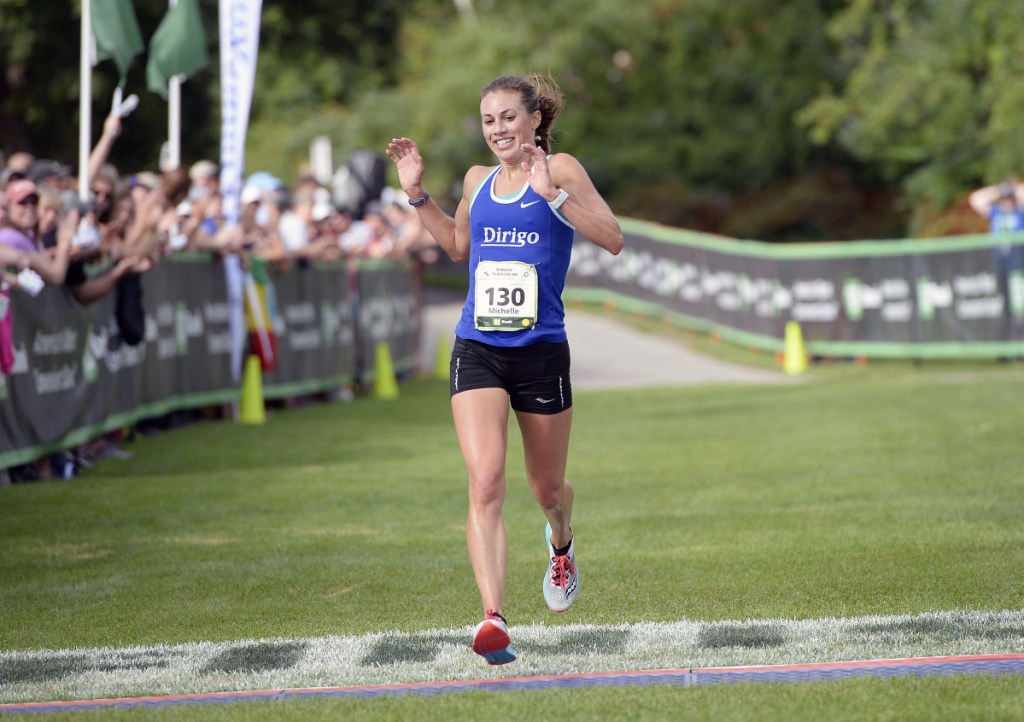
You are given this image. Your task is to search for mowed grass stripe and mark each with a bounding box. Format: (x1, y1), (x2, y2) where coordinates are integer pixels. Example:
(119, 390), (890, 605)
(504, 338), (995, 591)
(2, 609), (1024, 704)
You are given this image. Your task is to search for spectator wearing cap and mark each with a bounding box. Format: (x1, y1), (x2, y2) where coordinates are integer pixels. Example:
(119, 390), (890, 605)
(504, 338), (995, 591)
(1, 152), (34, 234)
(0, 179), (77, 285)
(235, 185), (285, 261)
(308, 198), (349, 261)
(244, 171), (284, 195)
(183, 164), (223, 255)
(189, 159), (219, 188)
(188, 160), (222, 233)
(240, 183), (263, 211)
(28, 159), (71, 192)
(238, 173), (286, 246)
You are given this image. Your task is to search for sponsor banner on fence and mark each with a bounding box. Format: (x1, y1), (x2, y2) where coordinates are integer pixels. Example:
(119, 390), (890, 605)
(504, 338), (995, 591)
(261, 262), (356, 397)
(0, 257), (417, 469)
(355, 260), (421, 380)
(567, 219), (1024, 357)
(0, 257), (235, 465)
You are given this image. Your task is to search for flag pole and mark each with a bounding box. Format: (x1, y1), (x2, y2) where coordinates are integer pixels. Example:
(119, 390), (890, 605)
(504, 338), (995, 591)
(167, 0), (182, 169)
(169, 76), (181, 169)
(79, 0), (93, 200)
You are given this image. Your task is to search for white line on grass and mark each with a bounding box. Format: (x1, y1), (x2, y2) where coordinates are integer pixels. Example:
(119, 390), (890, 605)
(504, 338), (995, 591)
(2, 609), (1023, 705)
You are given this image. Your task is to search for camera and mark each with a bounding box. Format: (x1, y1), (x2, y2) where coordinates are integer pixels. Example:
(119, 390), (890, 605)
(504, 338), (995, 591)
(72, 197), (95, 215)
(59, 191), (94, 217)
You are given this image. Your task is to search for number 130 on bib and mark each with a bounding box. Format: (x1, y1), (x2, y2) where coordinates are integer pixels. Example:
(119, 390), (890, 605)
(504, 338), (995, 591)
(474, 261), (539, 331)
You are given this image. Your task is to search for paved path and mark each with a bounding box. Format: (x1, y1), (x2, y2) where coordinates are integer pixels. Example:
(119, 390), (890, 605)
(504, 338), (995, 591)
(420, 300), (791, 389)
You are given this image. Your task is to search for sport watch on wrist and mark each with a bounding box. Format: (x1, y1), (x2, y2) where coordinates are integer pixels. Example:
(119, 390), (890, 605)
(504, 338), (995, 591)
(548, 188), (569, 211)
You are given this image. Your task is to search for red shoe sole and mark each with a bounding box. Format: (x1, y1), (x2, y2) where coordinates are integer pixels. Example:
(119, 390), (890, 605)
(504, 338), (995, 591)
(472, 621), (510, 655)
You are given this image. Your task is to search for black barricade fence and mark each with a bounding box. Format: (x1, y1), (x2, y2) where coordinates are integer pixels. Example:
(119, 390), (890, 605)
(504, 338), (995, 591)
(354, 259), (421, 383)
(260, 261), (357, 399)
(0, 256), (419, 469)
(0, 255), (236, 468)
(566, 219), (1024, 359)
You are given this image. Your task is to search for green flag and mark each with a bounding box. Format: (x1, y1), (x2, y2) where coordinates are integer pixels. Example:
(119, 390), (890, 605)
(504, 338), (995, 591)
(146, 0), (209, 96)
(91, 0), (144, 87)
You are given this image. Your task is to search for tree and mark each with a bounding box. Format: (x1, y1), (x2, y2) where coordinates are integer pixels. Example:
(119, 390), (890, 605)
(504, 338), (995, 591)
(8, 0), (965, 239)
(326, 0), (875, 238)
(557, 0), (850, 192)
(243, 0), (406, 181)
(0, 0), (218, 173)
(0, 0), (405, 177)
(798, 0), (1024, 207)
(0, 0), (89, 156)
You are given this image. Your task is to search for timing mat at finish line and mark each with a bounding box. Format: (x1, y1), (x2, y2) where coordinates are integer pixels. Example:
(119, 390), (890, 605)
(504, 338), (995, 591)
(3, 653), (1022, 715)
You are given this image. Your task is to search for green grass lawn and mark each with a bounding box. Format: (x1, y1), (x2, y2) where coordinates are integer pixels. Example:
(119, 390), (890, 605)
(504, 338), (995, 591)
(2, 359), (1023, 719)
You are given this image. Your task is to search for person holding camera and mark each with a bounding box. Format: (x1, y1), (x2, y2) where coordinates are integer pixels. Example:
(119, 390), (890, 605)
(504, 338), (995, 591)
(969, 180), (1024, 343)
(969, 180), (1024, 234)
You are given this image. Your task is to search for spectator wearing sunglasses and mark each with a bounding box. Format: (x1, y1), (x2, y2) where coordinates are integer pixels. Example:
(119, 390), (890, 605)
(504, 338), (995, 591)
(0, 179), (76, 285)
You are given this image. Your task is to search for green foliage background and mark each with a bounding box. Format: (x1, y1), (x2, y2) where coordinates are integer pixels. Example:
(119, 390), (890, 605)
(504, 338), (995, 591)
(3, 0), (1024, 238)
(798, 0), (1024, 207)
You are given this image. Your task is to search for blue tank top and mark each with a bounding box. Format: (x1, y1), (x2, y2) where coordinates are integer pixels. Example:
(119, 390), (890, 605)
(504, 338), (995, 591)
(456, 166), (575, 347)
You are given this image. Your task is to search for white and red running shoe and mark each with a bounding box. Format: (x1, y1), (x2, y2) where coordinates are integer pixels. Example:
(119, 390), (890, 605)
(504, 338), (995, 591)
(543, 522), (579, 613)
(472, 609), (516, 665)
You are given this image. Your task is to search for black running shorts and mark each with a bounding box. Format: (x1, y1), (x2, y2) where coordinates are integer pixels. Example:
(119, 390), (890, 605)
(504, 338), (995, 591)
(450, 337), (573, 415)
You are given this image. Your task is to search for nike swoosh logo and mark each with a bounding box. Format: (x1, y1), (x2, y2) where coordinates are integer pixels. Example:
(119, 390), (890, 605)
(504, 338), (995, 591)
(520, 200), (542, 209)
(536, 398), (555, 404)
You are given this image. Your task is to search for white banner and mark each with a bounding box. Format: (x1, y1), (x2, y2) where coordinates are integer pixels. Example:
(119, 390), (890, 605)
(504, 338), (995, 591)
(218, 0), (263, 226)
(219, 0), (262, 382)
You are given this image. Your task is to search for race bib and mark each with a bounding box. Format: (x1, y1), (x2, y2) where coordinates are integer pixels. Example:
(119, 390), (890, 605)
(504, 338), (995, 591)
(474, 261), (538, 331)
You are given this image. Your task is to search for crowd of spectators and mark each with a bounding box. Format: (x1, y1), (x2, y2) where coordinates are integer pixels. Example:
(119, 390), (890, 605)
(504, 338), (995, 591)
(1, 105), (438, 484)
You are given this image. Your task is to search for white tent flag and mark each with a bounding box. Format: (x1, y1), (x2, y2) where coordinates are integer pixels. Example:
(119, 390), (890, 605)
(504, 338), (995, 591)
(218, 0), (263, 384)
(218, 0), (263, 227)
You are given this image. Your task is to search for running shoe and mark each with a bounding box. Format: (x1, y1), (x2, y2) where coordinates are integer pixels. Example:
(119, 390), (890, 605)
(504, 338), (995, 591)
(472, 610), (516, 665)
(543, 522), (579, 612)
